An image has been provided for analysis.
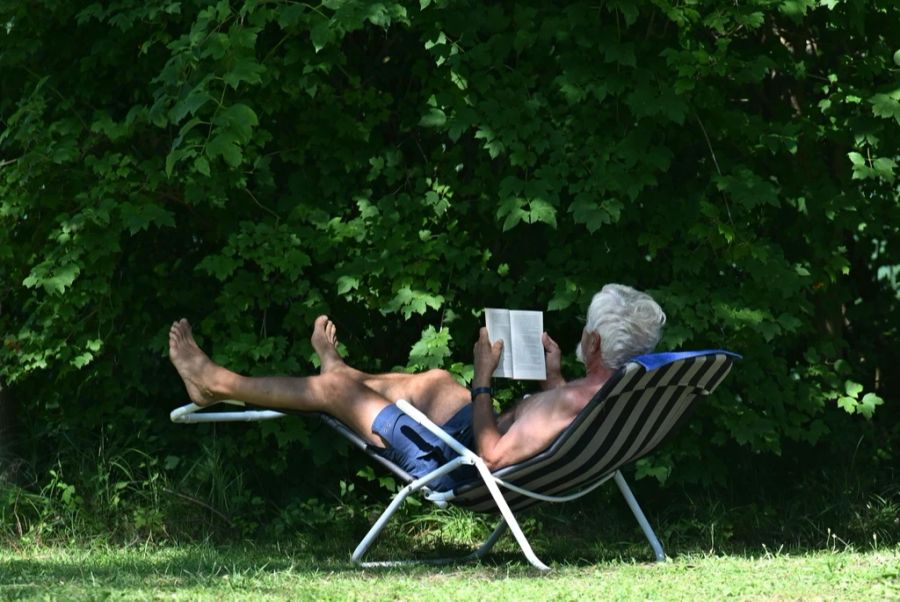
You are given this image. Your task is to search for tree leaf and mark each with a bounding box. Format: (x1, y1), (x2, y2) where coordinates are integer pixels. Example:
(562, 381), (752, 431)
(170, 89), (213, 123)
(419, 107), (447, 127)
(215, 103), (259, 142)
(119, 202), (176, 234)
(837, 396), (857, 414)
(408, 326), (452, 370)
(870, 93), (900, 124)
(858, 393), (884, 419)
(526, 198), (557, 228)
(336, 275), (360, 294)
(847, 151), (865, 166)
(206, 132), (243, 166)
(223, 58), (265, 89)
(194, 155), (211, 176)
(844, 380), (864, 398)
(310, 17), (335, 52)
(569, 194), (615, 233)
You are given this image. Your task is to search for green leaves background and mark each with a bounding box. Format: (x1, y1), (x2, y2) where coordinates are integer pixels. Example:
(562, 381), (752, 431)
(1, 0), (897, 508)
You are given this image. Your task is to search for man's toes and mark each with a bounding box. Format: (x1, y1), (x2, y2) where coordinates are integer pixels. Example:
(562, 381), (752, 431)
(184, 324), (199, 345)
(170, 319), (197, 349)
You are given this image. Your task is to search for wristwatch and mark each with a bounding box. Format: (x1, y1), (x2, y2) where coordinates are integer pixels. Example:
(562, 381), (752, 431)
(470, 386), (493, 402)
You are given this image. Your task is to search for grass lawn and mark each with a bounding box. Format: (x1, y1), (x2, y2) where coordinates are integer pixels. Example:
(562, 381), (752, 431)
(1, 541), (897, 601)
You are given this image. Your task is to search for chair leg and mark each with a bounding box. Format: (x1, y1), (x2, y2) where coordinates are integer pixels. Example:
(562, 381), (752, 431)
(352, 456), (474, 566)
(351, 480), (416, 565)
(473, 462), (550, 571)
(613, 470), (666, 562)
(354, 462), (548, 571)
(351, 491), (511, 568)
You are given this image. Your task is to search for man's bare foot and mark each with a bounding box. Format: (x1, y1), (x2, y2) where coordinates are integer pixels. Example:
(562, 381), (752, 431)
(168, 319), (223, 407)
(311, 315), (346, 374)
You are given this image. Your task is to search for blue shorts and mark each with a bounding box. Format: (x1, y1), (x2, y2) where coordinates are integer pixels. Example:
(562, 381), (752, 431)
(371, 403), (477, 491)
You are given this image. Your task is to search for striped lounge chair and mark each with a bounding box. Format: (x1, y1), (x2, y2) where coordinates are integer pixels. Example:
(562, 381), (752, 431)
(171, 349), (739, 570)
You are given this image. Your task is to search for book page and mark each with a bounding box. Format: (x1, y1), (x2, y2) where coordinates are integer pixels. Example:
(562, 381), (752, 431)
(509, 310), (547, 380)
(484, 308), (513, 378)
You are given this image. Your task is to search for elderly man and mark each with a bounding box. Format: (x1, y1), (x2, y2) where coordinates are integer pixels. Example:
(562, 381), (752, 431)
(169, 284), (666, 490)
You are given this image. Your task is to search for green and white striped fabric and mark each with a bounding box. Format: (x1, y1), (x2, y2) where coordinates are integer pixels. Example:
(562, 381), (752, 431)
(449, 351), (738, 512)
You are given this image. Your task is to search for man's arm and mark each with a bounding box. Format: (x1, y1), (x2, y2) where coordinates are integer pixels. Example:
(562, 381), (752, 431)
(472, 327), (544, 471)
(471, 327), (504, 470)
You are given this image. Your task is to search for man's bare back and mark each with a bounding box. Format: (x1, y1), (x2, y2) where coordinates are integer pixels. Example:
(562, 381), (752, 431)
(492, 380), (604, 464)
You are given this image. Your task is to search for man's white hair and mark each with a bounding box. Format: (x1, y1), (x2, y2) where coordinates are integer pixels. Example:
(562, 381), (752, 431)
(584, 284), (666, 370)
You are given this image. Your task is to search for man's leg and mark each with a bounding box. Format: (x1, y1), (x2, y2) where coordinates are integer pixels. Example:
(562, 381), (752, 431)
(169, 319), (391, 445)
(310, 316), (470, 424)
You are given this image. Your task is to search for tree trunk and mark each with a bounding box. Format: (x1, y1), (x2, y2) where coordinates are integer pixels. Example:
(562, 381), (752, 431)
(0, 383), (19, 483)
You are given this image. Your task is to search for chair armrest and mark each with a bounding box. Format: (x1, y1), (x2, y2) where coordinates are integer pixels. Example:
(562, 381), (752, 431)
(169, 401), (285, 423)
(394, 399), (479, 462)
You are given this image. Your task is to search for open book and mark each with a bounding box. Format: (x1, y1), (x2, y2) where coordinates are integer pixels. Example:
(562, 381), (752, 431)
(484, 308), (547, 380)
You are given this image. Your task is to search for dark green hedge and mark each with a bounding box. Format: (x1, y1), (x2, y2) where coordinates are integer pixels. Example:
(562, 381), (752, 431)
(2, 0), (897, 503)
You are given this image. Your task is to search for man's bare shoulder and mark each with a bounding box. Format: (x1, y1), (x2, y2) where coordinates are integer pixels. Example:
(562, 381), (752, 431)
(557, 378), (607, 415)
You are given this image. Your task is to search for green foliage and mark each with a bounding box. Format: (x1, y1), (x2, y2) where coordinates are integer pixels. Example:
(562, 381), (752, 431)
(2, 429), (176, 541)
(1, 0), (898, 525)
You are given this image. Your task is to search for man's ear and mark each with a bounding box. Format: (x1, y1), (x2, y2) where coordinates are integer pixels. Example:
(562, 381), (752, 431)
(590, 332), (602, 354)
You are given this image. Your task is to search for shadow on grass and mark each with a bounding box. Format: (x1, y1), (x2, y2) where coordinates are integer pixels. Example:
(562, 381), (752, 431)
(2, 536), (897, 602)
(0, 546), (341, 600)
(383, 491), (899, 569)
(3, 476), (897, 598)
(0, 547), (305, 577)
(0, 530), (657, 594)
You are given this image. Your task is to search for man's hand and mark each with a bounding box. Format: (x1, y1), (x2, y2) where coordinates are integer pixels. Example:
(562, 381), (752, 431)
(540, 332), (566, 390)
(473, 327), (503, 387)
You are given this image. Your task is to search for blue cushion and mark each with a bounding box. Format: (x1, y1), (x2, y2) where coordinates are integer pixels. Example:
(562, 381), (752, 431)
(630, 349), (742, 371)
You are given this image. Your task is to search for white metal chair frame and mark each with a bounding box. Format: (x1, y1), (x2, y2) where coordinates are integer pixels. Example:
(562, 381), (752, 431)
(170, 397), (666, 571)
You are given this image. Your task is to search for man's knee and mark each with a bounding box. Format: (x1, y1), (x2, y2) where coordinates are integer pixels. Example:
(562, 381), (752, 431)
(418, 369), (468, 400)
(421, 368), (455, 387)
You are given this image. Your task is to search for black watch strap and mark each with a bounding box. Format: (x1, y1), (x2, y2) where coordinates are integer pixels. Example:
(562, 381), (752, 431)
(470, 386), (493, 402)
